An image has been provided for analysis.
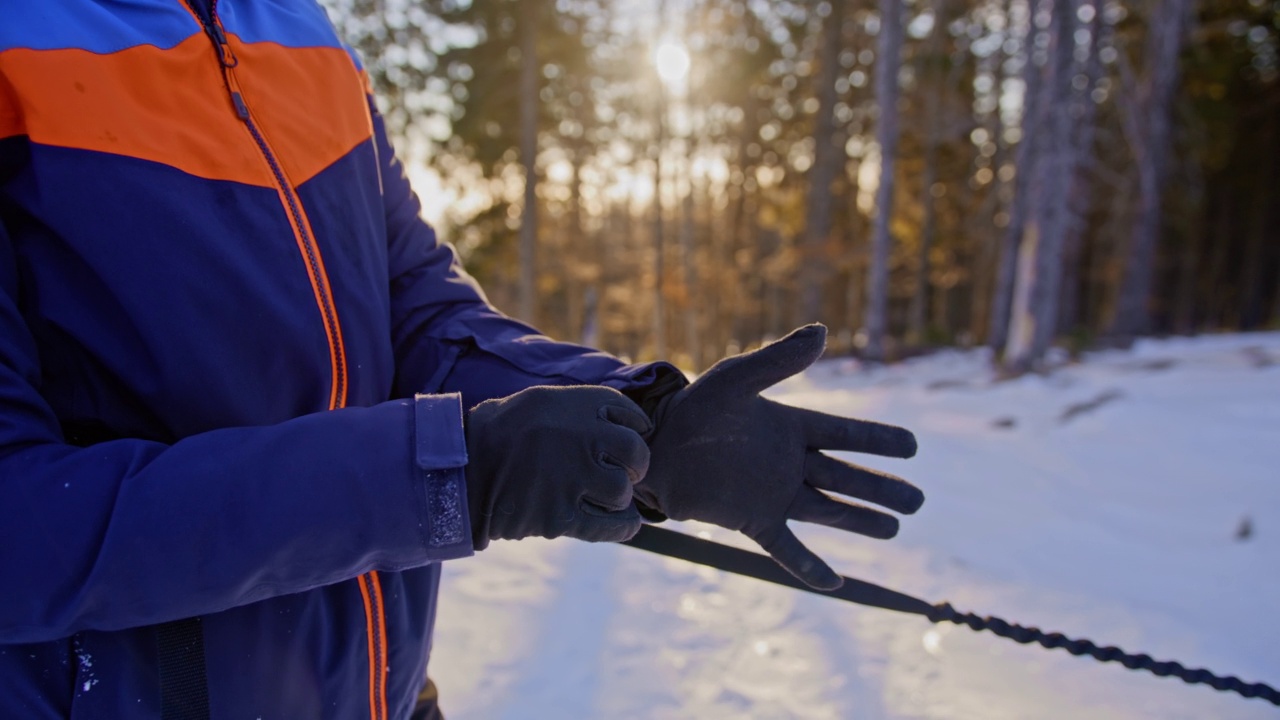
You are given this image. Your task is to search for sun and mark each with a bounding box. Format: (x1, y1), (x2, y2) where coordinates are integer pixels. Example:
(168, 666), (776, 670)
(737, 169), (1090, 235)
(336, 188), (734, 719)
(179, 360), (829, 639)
(654, 41), (690, 87)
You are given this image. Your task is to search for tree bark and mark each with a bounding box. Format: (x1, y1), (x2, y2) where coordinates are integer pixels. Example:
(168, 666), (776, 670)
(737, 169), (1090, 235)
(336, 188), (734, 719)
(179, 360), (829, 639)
(1005, 0), (1076, 372)
(1172, 157), (1205, 334)
(518, 0), (540, 324)
(910, 0), (940, 346)
(1239, 107), (1276, 329)
(728, 90), (761, 352)
(680, 167), (699, 369)
(845, 156), (865, 348)
(1108, 0), (1195, 343)
(909, 0), (960, 346)
(799, 0), (845, 326)
(988, 0), (1043, 355)
(969, 17), (1009, 345)
(1057, 0), (1103, 340)
(863, 0), (904, 362)
(568, 146), (586, 340)
(651, 3), (668, 361)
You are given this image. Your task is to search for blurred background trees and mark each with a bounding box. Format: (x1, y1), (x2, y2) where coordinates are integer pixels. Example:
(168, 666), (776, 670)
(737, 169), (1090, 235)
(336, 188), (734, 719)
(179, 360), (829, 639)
(321, 0), (1280, 372)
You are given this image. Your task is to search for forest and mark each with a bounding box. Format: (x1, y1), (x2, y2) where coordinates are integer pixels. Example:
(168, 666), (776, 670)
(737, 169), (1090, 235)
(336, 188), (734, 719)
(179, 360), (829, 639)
(320, 0), (1280, 372)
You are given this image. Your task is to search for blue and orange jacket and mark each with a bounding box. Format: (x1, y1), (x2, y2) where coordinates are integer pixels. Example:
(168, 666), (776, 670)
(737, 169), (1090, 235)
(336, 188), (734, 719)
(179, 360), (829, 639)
(0, 1), (672, 717)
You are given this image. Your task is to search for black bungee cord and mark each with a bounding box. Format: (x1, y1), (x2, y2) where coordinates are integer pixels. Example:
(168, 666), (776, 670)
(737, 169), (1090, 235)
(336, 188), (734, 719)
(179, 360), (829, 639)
(622, 525), (1279, 707)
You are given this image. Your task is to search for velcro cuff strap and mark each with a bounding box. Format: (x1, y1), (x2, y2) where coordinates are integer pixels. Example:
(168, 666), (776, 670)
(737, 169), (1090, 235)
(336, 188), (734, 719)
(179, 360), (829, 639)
(413, 393), (468, 469)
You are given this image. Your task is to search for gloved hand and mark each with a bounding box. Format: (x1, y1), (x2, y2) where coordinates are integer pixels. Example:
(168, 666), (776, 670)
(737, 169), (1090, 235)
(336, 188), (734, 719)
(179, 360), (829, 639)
(465, 385), (652, 550)
(634, 324), (923, 590)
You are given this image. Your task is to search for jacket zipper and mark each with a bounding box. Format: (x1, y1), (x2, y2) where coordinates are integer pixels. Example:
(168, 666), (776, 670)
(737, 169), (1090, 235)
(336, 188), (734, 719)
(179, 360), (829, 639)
(193, 6), (349, 411)
(358, 572), (389, 720)
(186, 4), (384, 719)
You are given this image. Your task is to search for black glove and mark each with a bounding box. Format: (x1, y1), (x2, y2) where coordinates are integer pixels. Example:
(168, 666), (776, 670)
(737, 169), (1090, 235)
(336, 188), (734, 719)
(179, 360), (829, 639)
(635, 324), (923, 590)
(465, 385), (652, 550)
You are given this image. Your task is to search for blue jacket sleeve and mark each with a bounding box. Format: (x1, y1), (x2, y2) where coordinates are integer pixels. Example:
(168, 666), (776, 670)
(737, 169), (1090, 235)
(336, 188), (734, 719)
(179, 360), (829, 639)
(375, 109), (684, 408)
(0, 216), (473, 643)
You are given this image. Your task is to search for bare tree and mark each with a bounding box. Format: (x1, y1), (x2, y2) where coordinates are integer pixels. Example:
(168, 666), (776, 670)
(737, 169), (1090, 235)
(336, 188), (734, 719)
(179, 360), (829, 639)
(988, 0), (1043, 354)
(1004, 0), (1077, 372)
(909, 0), (962, 346)
(680, 164), (700, 368)
(518, 0), (540, 324)
(1057, 0), (1104, 339)
(651, 0), (669, 360)
(1108, 0), (1195, 343)
(864, 0), (905, 361)
(799, 0), (846, 325)
(1238, 105), (1277, 329)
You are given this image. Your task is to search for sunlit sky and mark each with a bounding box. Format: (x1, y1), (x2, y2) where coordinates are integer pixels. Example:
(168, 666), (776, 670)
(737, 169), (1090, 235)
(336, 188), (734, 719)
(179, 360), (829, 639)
(411, 25), (696, 232)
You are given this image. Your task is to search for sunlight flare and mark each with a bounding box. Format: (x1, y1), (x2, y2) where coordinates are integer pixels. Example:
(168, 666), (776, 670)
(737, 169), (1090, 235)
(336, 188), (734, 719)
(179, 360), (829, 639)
(654, 41), (690, 86)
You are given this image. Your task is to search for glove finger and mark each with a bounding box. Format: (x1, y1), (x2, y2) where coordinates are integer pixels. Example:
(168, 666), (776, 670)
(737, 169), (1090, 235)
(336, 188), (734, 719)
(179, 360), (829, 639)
(597, 397), (654, 436)
(751, 523), (843, 591)
(781, 404), (918, 458)
(787, 485), (900, 539)
(594, 421), (651, 484)
(581, 463), (637, 512)
(804, 451), (924, 514)
(696, 324), (827, 398)
(570, 502), (643, 543)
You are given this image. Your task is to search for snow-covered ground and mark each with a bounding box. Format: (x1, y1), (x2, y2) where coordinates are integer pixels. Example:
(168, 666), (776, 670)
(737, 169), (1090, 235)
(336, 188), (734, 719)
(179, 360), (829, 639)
(430, 332), (1280, 719)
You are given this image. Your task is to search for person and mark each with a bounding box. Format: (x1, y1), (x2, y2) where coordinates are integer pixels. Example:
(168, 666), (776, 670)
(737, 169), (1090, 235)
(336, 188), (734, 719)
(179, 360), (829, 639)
(0, 1), (923, 717)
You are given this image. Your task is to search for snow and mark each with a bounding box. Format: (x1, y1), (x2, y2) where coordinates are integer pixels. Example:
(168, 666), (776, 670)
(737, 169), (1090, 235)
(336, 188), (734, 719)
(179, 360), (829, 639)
(74, 639), (97, 694)
(431, 332), (1280, 719)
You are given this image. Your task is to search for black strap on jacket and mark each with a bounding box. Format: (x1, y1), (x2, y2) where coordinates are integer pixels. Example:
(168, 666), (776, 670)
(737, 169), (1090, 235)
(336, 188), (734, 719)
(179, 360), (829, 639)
(157, 617), (210, 720)
(622, 524), (1280, 707)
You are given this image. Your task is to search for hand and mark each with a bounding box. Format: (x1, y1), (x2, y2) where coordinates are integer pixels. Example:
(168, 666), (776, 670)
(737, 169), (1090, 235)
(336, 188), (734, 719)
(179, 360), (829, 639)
(465, 386), (651, 549)
(634, 325), (922, 590)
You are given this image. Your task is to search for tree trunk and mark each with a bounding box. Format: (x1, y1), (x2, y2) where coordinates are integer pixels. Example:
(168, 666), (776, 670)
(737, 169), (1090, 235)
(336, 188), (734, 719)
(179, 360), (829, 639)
(727, 83), (763, 351)
(1205, 185), (1233, 327)
(566, 147), (591, 342)
(1270, 120), (1280, 329)
(863, 0), (904, 362)
(518, 0), (539, 324)
(845, 156), (865, 349)
(911, 141), (938, 347)
(908, 0), (950, 347)
(988, 0), (1043, 354)
(969, 21), (1008, 344)
(1173, 156), (1205, 333)
(680, 171), (699, 369)
(911, 14), (942, 345)
(1108, 0), (1195, 343)
(1239, 109), (1276, 329)
(799, 0), (845, 326)
(651, 24), (668, 361)
(1058, 0), (1103, 341)
(1005, 0), (1077, 372)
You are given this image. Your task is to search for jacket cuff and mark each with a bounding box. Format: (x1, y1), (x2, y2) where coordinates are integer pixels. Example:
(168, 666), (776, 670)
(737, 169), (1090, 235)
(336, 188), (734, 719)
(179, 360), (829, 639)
(609, 364), (686, 523)
(606, 363), (688, 421)
(412, 393), (473, 555)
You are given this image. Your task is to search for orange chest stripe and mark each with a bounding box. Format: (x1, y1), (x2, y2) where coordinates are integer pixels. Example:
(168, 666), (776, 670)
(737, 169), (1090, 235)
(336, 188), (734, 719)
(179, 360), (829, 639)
(0, 39), (372, 187)
(227, 38), (373, 187)
(0, 38), (270, 184)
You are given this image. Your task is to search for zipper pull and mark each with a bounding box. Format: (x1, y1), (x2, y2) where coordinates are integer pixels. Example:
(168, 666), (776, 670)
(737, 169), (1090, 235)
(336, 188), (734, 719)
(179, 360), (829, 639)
(205, 22), (226, 45)
(230, 91), (250, 121)
(204, 20), (238, 68)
